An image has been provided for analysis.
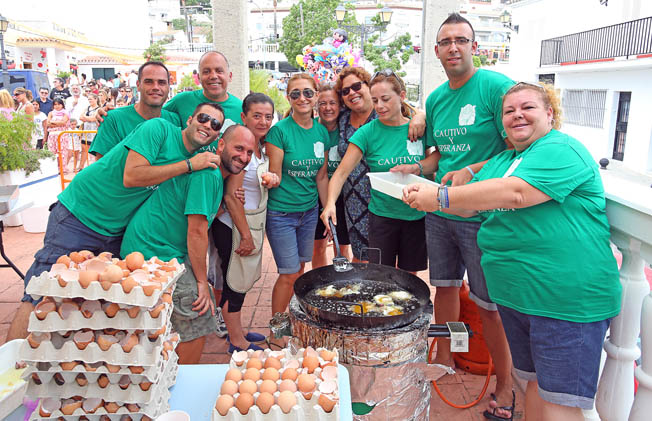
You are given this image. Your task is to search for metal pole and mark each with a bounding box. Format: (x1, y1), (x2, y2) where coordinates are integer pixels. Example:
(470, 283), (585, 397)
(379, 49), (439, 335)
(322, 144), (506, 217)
(0, 32), (8, 90)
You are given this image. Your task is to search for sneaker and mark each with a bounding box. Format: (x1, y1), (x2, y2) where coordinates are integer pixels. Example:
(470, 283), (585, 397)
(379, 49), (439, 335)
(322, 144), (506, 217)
(215, 307), (227, 338)
(226, 332), (266, 344)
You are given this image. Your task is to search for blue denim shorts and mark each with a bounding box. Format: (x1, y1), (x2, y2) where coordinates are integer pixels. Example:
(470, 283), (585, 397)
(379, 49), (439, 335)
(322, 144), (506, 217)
(266, 204), (319, 274)
(22, 202), (123, 304)
(425, 213), (495, 311)
(498, 305), (610, 410)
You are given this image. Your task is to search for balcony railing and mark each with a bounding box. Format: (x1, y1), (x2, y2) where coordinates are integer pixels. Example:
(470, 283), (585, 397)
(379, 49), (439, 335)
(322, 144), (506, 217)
(248, 43), (280, 54)
(540, 16), (652, 66)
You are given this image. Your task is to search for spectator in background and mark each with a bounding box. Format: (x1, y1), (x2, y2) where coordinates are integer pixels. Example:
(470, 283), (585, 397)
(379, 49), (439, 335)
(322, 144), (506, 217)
(32, 100), (47, 149)
(46, 98), (71, 166)
(124, 87), (136, 105)
(68, 117), (82, 172)
(0, 90), (14, 120)
(50, 78), (71, 102)
(37, 87), (53, 116)
(80, 73), (87, 86)
(192, 69), (200, 86)
(110, 88), (119, 107)
(128, 70), (139, 99)
(116, 98), (126, 108)
(69, 71), (79, 86)
(65, 85), (90, 123)
(88, 80), (99, 95)
(13, 87), (35, 118)
(78, 93), (100, 170)
(113, 73), (121, 88)
(98, 89), (110, 108)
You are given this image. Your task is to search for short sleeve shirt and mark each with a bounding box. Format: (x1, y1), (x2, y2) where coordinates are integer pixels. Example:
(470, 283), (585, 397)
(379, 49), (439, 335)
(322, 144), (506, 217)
(349, 119), (426, 221)
(266, 117), (329, 212)
(163, 90), (243, 153)
(325, 127), (341, 178)
(120, 167), (224, 262)
(89, 105), (181, 156)
(473, 130), (621, 322)
(425, 69), (514, 222)
(58, 118), (192, 236)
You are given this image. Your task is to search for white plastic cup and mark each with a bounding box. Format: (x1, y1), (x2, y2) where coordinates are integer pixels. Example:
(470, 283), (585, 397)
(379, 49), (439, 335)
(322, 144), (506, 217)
(155, 410), (191, 421)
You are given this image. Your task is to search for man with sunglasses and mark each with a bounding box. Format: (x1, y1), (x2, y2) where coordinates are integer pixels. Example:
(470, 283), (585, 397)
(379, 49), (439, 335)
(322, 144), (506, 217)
(6, 102), (225, 343)
(414, 12), (516, 421)
(121, 122), (256, 364)
(37, 87), (53, 115)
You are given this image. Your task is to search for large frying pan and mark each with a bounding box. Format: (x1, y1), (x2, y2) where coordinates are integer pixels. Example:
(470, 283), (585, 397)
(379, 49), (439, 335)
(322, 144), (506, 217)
(293, 262), (433, 330)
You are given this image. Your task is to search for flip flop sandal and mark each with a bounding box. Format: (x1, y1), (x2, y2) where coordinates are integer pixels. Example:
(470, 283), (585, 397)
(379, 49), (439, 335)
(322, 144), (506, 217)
(483, 390), (515, 421)
(265, 336), (284, 350)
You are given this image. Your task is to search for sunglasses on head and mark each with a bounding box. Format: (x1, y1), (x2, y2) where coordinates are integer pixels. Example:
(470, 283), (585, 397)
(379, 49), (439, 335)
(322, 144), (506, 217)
(341, 81), (365, 96)
(371, 69), (405, 89)
(196, 112), (223, 131)
(288, 88), (315, 100)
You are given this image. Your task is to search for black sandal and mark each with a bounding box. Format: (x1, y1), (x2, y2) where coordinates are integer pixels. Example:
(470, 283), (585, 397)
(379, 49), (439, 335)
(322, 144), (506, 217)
(483, 390), (515, 421)
(265, 336), (284, 350)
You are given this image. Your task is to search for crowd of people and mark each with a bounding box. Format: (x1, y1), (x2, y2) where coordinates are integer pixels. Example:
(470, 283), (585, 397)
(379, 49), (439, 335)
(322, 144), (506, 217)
(4, 12), (621, 421)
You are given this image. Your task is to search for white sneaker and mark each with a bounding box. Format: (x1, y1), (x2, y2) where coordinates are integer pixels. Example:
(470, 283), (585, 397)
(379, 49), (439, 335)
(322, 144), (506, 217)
(215, 307), (227, 338)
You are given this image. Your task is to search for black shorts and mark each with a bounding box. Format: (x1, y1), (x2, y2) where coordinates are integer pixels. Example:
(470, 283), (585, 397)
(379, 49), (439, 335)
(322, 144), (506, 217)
(368, 213), (427, 272)
(315, 195), (350, 244)
(81, 139), (92, 146)
(211, 219), (246, 313)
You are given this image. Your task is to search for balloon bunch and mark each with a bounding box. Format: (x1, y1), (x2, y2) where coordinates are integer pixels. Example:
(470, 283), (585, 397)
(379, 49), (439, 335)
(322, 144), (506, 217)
(296, 30), (361, 84)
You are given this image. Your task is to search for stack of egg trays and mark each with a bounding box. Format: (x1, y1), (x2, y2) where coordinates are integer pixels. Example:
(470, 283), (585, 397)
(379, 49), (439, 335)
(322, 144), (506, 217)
(21, 264), (184, 420)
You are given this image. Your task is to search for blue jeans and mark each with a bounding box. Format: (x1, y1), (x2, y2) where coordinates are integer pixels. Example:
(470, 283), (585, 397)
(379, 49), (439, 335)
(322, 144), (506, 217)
(266, 205), (319, 274)
(498, 304), (610, 409)
(22, 202), (122, 304)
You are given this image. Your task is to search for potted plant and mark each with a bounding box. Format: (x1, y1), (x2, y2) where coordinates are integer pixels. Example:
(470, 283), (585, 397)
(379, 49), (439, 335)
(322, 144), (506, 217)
(0, 112), (59, 228)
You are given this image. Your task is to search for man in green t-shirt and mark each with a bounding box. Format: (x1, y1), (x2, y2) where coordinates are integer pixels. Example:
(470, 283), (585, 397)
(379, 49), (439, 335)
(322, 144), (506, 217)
(7, 103), (225, 343)
(120, 124), (256, 364)
(89, 61), (181, 158)
(398, 13), (515, 418)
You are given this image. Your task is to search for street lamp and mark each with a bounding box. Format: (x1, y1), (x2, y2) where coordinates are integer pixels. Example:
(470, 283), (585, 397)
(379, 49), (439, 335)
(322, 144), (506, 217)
(334, 4), (393, 56)
(500, 10), (518, 33)
(0, 14), (9, 91)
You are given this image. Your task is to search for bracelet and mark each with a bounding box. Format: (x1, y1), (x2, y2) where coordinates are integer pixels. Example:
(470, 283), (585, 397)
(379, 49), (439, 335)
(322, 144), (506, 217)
(185, 159), (193, 174)
(464, 166), (475, 177)
(415, 161), (423, 176)
(438, 186), (449, 209)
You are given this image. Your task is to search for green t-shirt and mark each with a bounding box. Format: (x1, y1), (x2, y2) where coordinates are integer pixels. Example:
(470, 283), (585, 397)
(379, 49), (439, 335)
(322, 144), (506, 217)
(120, 167), (224, 262)
(473, 130), (621, 322)
(163, 90), (243, 153)
(266, 117), (330, 212)
(326, 127), (341, 178)
(425, 69), (514, 222)
(349, 119), (426, 221)
(89, 105), (181, 157)
(58, 118), (192, 237)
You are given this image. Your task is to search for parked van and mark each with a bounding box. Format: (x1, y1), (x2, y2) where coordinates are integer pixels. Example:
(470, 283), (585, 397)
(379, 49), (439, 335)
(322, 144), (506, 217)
(0, 70), (51, 98)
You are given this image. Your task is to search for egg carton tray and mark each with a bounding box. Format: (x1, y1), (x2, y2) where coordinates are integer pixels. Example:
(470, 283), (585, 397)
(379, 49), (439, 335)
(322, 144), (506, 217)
(22, 334), (179, 384)
(26, 265), (184, 307)
(25, 352), (178, 403)
(212, 390), (339, 421)
(228, 348), (339, 371)
(21, 325), (174, 366)
(28, 300), (172, 333)
(29, 386), (170, 420)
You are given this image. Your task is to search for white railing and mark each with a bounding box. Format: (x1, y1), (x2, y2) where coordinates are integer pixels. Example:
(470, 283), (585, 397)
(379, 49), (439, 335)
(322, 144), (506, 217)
(248, 42), (280, 54)
(594, 164), (652, 421)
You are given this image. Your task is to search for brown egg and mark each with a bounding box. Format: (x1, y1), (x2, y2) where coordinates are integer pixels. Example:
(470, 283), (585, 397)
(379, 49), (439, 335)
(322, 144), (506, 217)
(116, 260), (128, 270)
(161, 292), (173, 304)
(54, 373), (65, 385)
(128, 366), (144, 374)
(264, 356), (282, 370)
(98, 251), (113, 261)
(224, 368), (242, 382)
(73, 330), (93, 350)
(141, 281), (162, 297)
(102, 302), (120, 318)
(125, 306), (141, 318)
(239, 379), (257, 395)
(126, 403), (140, 412)
(60, 400), (82, 415)
(148, 303), (165, 318)
(318, 393), (338, 413)
(148, 325), (165, 341)
(34, 300), (56, 320)
(159, 265), (176, 272)
(140, 381), (152, 391)
(243, 367), (261, 382)
(57, 274), (68, 287)
(104, 401), (119, 413)
(119, 375), (130, 390)
(259, 379), (277, 394)
(122, 269), (131, 278)
(60, 361), (78, 370)
(78, 270), (100, 288)
(256, 391), (275, 414)
(120, 333), (139, 353)
(279, 379), (297, 393)
(84, 361), (103, 372)
(57, 302), (79, 320)
(69, 251), (85, 264)
(125, 252), (145, 271)
(262, 367), (279, 382)
(162, 349), (169, 360)
(56, 255), (72, 266)
(232, 350), (248, 366)
(82, 398), (103, 414)
(100, 280), (113, 291)
(75, 373), (88, 386)
(97, 334), (118, 351)
(302, 355), (319, 374)
(100, 264), (123, 284)
(215, 394), (234, 416)
(163, 341), (174, 352)
(220, 379), (239, 395)
(235, 392), (254, 415)
(85, 258), (108, 273)
(281, 367), (298, 381)
(277, 390), (297, 414)
(247, 357), (263, 370)
(79, 250), (94, 259)
(320, 349), (336, 362)
(297, 373), (316, 393)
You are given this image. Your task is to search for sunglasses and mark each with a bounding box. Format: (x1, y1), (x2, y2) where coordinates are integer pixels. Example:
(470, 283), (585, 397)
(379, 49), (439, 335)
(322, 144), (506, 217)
(196, 112), (223, 131)
(288, 88), (315, 100)
(341, 81), (365, 96)
(371, 69), (405, 90)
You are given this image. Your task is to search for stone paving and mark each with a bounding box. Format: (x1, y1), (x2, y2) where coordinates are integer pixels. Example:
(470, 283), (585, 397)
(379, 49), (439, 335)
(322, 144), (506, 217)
(0, 224), (525, 420)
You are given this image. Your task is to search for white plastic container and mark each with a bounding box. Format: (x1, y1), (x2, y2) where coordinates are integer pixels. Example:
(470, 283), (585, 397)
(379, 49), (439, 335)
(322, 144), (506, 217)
(0, 339), (29, 420)
(367, 172), (440, 200)
(21, 206), (50, 233)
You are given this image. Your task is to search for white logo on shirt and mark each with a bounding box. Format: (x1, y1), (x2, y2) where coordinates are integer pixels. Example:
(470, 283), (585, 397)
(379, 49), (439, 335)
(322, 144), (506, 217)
(328, 145), (340, 162)
(459, 104), (476, 126)
(313, 141), (324, 158)
(406, 139), (423, 156)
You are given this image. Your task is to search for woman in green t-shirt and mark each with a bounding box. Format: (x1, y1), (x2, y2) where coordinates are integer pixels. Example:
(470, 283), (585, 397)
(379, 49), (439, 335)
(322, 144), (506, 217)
(264, 73), (329, 337)
(404, 83), (621, 421)
(322, 70), (427, 274)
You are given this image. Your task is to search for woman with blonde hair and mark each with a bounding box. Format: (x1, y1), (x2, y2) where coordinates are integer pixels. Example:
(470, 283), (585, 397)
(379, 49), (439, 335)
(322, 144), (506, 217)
(13, 87), (35, 118)
(322, 70), (427, 273)
(404, 82), (621, 421)
(264, 73), (329, 345)
(0, 89), (15, 119)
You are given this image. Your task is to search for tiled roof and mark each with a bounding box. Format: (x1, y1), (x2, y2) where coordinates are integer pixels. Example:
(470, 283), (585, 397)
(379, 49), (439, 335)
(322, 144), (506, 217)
(78, 55), (124, 65)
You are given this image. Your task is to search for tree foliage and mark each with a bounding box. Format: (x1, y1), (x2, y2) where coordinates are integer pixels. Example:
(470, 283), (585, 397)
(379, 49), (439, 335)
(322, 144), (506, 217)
(171, 18), (186, 31)
(279, 0), (358, 65)
(0, 112), (54, 175)
(175, 74), (200, 95)
(363, 32), (415, 76)
(143, 42), (167, 63)
(249, 70), (290, 117)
